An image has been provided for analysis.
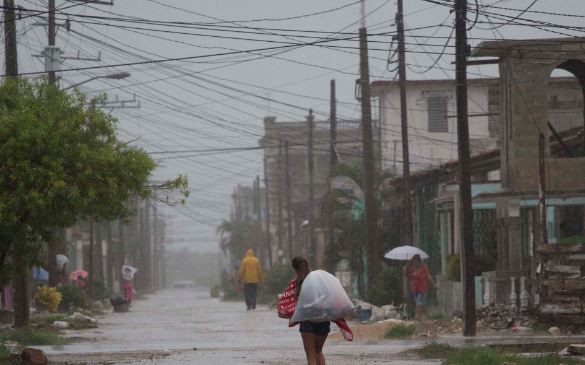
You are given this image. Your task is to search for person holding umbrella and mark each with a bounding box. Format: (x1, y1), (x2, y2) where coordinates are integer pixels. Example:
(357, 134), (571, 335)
(407, 254), (436, 320)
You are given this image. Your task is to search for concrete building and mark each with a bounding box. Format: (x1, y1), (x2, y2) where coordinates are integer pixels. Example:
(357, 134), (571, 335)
(470, 38), (585, 321)
(372, 76), (583, 176)
(261, 116), (370, 266)
(380, 38), (585, 318)
(372, 78), (499, 175)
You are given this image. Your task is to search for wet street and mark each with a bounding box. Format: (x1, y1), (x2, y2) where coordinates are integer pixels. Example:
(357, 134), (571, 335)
(40, 288), (438, 364)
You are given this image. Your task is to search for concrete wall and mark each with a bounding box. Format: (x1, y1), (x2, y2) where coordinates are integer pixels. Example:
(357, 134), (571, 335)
(376, 80), (497, 175)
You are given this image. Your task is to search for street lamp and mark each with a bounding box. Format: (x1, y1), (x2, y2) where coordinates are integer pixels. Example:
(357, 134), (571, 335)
(63, 71), (131, 90)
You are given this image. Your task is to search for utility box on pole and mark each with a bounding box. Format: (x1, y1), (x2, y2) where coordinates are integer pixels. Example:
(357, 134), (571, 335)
(43, 46), (62, 73)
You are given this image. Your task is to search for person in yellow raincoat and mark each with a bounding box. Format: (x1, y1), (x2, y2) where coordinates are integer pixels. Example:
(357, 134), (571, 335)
(238, 248), (263, 310)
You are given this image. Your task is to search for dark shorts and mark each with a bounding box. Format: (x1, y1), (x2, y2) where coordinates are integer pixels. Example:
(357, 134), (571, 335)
(299, 321), (331, 335)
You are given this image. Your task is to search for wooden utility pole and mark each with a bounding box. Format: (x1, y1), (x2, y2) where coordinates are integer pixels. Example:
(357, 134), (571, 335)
(263, 158), (273, 268)
(396, 0), (413, 243)
(3, 0), (17, 77)
(4, 0), (28, 327)
(359, 27), (380, 287)
(330, 80), (338, 166)
(328, 80), (338, 265)
(106, 222), (113, 290)
(284, 141), (294, 257)
(455, 0), (476, 337)
(88, 220), (95, 296)
(277, 141), (284, 262)
(48, 0), (56, 85)
(144, 198), (153, 292)
(254, 175), (262, 256)
(538, 134), (547, 246)
(307, 109), (316, 264)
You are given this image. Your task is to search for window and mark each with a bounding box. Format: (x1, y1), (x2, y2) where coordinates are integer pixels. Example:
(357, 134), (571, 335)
(427, 96), (448, 133)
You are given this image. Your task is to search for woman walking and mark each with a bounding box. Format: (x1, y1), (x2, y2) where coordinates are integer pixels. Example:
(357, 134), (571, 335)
(278, 257), (353, 365)
(407, 254), (436, 320)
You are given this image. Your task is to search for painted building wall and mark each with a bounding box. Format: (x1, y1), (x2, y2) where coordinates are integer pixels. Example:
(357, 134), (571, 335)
(374, 79), (497, 176)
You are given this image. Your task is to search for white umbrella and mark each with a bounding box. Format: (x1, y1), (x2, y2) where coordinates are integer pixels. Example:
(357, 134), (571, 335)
(384, 245), (429, 261)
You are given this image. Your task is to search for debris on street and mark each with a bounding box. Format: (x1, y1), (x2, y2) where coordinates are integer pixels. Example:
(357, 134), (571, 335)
(476, 304), (537, 331)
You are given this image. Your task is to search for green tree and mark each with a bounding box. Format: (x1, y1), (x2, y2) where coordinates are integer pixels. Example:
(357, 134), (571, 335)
(217, 219), (261, 261)
(0, 79), (185, 326)
(322, 160), (394, 299)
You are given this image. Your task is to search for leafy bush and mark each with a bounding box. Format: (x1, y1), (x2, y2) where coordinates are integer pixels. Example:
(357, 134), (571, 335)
(210, 285), (221, 298)
(365, 266), (402, 306)
(0, 343), (9, 362)
(35, 286), (62, 313)
(384, 324), (416, 339)
(58, 284), (90, 311)
(259, 263), (294, 306)
(443, 347), (585, 365)
(88, 280), (107, 300)
(0, 328), (66, 346)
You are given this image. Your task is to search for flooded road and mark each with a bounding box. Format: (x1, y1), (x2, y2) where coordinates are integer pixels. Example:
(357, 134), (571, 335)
(39, 288), (438, 364)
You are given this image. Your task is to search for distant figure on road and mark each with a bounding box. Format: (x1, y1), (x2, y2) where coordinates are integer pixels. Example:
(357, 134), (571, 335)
(238, 249), (263, 310)
(407, 254), (436, 320)
(122, 266), (137, 303)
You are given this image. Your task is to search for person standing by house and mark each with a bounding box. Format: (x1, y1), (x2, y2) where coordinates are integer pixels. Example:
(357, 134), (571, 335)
(238, 249), (263, 310)
(407, 254), (436, 320)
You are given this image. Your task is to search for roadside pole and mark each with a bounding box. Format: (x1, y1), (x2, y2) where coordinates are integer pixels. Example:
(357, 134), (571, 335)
(396, 0), (413, 243)
(285, 141), (294, 257)
(328, 80), (337, 268)
(454, 0), (477, 336)
(263, 158), (273, 268)
(358, 27), (380, 289)
(307, 109), (316, 264)
(4, 0), (30, 328)
(277, 141), (284, 263)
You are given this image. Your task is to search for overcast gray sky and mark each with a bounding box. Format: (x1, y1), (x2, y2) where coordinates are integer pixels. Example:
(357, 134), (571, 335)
(10, 0), (585, 252)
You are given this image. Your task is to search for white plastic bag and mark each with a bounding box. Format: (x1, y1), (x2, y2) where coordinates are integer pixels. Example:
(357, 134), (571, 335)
(291, 270), (355, 323)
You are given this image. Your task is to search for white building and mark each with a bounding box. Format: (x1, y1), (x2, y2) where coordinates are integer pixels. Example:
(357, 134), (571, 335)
(371, 78), (499, 176)
(372, 77), (583, 177)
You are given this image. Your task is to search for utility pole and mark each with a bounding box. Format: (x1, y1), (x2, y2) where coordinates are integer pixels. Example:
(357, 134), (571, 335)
(144, 198), (153, 292)
(4, 0), (17, 77)
(330, 80), (338, 166)
(254, 176), (262, 257)
(328, 80), (338, 266)
(284, 141), (294, 258)
(538, 134), (547, 247)
(106, 222), (113, 290)
(88, 220), (95, 297)
(455, 0), (476, 337)
(4, 0), (28, 328)
(359, 27), (380, 289)
(48, 0), (57, 85)
(307, 109), (316, 264)
(277, 141), (284, 262)
(46, 0), (58, 286)
(396, 0), (413, 243)
(263, 158), (273, 268)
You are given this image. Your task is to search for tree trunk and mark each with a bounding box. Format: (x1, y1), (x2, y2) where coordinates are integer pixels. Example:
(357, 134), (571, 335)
(95, 221), (103, 285)
(13, 258), (30, 328)
(88, 220), (94, 297)
(106, 222), (113, 291)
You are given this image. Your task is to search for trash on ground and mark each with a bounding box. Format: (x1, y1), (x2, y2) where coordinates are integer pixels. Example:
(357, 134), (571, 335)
(67, 312), (97, 324)
(52, 320), (70, 329)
